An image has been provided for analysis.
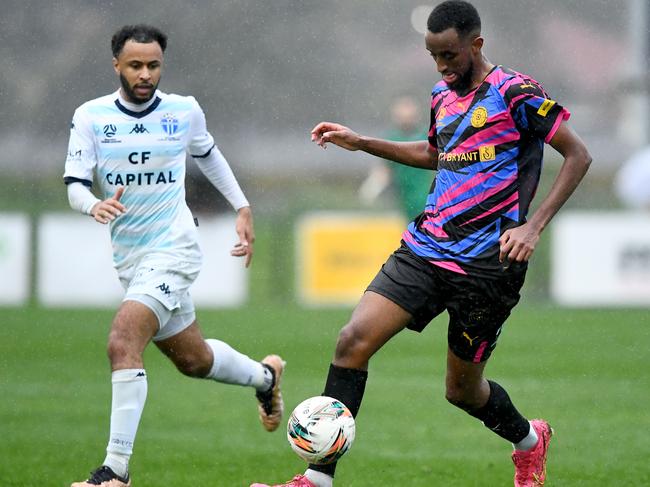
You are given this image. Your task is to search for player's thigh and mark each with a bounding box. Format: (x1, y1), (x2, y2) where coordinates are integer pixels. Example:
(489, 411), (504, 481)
(340, 290), (413, 351)
(108, 300), (160, 369)
(110, 300), (159, 346)
(366, 244), (447, 334)
(334, 244), (440, 365)
(122, 260), (199, 341)
(334, 291), (411, 369)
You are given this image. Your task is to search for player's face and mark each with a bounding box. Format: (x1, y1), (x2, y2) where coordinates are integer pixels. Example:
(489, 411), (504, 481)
(113, 40), (163, 104)
(425, 28), (482, 95)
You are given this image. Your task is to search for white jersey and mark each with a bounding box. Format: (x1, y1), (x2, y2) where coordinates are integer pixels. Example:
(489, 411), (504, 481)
(64, 90), (214, 272)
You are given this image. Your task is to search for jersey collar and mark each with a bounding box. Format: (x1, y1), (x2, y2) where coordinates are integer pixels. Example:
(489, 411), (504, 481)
(114, 90), (162, 119)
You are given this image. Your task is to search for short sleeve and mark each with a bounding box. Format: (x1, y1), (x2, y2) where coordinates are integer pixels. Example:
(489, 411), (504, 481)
(428, 95), (439, 151)
(187, 97), (216, 157)
(63, 107), (97, 186)
(505, 78), (570, 144)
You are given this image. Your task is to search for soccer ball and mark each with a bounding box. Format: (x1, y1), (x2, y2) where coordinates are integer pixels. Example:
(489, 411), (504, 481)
(287, 396), (356, 465)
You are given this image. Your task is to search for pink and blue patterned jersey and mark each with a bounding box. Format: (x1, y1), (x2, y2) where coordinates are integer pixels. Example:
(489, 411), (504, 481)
(402, 65), (570, 278)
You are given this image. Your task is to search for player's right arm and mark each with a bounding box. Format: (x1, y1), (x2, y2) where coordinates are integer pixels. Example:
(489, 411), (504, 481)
(310, 122), (438, 170)
(67, 182), (126, 224)
(64, 106), (126, 224)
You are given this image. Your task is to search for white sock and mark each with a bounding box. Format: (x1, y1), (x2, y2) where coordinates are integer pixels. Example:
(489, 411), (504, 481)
(205, 339), (272, 391)
(304, 469), (334, 487)
(103, 368), (148, 477)
(513, 421), (539, 451)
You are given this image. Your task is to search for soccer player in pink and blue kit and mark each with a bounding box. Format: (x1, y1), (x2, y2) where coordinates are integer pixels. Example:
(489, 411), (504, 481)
(251, 1), (591, 486)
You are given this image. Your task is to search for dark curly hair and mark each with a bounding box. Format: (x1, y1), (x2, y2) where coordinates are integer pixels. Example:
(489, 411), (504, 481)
(111, 24), (167, 58)
(427, 1), (481, 39)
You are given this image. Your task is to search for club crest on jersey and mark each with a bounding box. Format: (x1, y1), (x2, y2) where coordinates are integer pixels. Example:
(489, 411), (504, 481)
(470, 106), (488, 128)
(161, 113), (179, 135)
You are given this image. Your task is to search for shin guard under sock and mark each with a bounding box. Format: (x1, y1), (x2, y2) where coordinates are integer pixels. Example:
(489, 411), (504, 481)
(467, 380), (530, 444)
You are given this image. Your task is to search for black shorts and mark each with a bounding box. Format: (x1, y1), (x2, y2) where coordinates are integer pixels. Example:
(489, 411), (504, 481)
(366, 244), (527, 363)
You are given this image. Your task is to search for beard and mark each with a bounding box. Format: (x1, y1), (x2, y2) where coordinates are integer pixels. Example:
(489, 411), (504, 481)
(447, 60), (475, 95)
(119, 74), (158, 104)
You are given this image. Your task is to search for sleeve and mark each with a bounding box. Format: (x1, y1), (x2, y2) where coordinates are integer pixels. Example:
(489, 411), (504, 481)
(67, 182), (101, 216)
(504, 77), (570, 144)
(186, 97), (216, 158)
(428, 93), (439, 151)
(193, 146), (250, 211)
(187, 98), (250, 211)
(63, 107), (97, 186)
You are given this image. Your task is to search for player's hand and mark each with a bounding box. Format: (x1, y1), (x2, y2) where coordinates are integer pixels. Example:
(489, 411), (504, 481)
(232, 206), (255, 267)
(498, 222), (540, 266)
(91, 186), (127, 224)
(310, 122), (361, 151)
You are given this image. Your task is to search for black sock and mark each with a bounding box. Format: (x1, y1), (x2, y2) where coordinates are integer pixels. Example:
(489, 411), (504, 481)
(308, 364), (368, 477)
(466, 380), (530, 443)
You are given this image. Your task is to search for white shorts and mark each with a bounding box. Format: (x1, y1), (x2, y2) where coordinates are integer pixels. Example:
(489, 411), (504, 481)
(119, 258), (200, 341)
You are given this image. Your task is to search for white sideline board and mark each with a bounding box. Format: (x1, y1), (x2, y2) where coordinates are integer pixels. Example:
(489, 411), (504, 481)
(37, 213), (247, 308)
(0, 213), (31, 305)
(552, 211), (650, 306)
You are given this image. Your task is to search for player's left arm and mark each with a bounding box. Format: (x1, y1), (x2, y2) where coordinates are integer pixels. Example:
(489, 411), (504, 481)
(193, 148), (255, 267)
(499, 121), (592, 264)
(188, 97), (254, 266)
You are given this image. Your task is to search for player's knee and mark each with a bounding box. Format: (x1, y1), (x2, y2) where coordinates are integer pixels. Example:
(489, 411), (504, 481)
(445, 388), (468, 409)
(107, 333), (130, 364)
(334, 322), (370, 365)
(445, 382), (481, 411)
(174, 352), (212, 378)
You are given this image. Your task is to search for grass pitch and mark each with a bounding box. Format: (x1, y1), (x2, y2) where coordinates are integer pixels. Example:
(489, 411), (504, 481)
(1, 304), (648, 486)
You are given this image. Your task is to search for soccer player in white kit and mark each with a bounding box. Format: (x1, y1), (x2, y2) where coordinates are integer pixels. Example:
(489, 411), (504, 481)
(65, 25), (284, 487)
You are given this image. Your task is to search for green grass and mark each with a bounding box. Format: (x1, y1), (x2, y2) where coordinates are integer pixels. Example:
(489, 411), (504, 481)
(0, 169), (645, 485)
(1, 304), (648, 486)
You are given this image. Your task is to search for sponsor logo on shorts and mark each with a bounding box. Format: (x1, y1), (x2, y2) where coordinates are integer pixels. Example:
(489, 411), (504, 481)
(156, 283), (171, 295)
(462, 332), (478, 346)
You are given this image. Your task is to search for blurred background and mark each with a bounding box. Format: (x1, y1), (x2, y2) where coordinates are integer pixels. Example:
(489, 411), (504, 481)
(1, 0), (648, 305)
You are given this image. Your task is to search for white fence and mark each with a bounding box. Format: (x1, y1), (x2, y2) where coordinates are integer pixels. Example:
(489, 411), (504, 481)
(551, 211), (650, 306)
(3, 210), (650, 308)
(2, 213), (247, 308)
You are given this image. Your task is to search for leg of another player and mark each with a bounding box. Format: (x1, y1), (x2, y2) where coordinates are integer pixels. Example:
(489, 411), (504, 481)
(305, 291), (412, 486)
(155, 321), (272, 388)
(155, 322), (283, 431)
